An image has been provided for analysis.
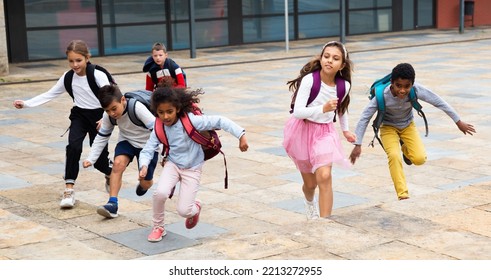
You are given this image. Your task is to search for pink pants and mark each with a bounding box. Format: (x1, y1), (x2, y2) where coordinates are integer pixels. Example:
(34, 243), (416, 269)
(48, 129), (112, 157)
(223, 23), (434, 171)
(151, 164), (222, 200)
(152, 160), (202, 227)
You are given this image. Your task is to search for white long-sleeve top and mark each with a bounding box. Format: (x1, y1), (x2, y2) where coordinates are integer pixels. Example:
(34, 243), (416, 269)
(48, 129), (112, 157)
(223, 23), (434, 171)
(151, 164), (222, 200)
(139, 112), (245, 169)
(23, 69), (110, 109)
(292, 72), (351, 131)
(85, 101), (157, 164)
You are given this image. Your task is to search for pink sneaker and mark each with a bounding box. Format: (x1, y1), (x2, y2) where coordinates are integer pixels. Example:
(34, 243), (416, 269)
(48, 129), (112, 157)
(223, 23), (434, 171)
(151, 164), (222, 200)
(147, 226), (166, 242)
(185, 200), (202, 229)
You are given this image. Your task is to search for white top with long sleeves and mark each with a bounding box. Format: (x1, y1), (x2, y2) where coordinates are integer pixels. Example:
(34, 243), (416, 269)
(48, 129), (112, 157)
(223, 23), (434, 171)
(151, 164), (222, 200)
(292, 72), (350, 131)
(85, 101), (157, 164)
(23, 69), (110, 109)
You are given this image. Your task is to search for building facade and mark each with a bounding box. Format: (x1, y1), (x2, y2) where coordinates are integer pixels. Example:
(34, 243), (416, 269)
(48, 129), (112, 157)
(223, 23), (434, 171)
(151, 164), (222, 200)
(1, 0), (490, 70)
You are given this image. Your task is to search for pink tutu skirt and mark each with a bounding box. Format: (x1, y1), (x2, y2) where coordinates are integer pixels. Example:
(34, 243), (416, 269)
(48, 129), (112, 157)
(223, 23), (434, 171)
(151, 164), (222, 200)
(283, 116), (350, 173)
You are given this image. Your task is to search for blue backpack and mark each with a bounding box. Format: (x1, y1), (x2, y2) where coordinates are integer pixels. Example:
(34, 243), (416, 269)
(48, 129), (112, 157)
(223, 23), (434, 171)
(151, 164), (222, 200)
(369, 73), (428, 147)
(289, 69), (347, 122)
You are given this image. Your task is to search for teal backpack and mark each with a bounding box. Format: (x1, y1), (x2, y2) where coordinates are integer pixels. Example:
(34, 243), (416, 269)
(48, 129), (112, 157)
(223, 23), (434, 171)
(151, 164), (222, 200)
(369, 73), (428, 148)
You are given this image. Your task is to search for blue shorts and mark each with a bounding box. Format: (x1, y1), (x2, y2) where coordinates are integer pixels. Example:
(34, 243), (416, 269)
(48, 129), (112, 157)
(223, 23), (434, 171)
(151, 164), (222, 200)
(114, 140), (158, 181)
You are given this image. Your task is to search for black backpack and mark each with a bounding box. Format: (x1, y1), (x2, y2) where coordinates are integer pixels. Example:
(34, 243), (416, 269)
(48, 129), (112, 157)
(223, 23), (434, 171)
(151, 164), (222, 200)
(63, 62), (116, 99)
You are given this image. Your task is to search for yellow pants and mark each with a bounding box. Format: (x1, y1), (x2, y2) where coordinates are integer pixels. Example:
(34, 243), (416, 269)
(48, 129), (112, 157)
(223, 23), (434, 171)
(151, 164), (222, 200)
(380, 122), (426, 199)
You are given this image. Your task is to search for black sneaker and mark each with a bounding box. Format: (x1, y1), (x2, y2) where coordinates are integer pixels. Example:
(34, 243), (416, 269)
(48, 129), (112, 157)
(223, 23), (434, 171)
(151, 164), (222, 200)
(136, 184), (148, 196)
(97, 202), (118, 218)
(400, 140), (413, 166)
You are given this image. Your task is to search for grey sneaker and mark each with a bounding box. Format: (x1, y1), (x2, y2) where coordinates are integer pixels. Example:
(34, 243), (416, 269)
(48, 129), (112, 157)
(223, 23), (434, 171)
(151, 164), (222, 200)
(304, 198), (319, 220)
(60, 188), (75, 208)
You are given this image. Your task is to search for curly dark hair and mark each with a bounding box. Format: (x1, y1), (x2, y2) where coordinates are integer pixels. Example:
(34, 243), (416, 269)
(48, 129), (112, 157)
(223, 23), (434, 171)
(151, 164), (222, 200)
(391, 63), (415, 84)
(287, 41), (353, 115)
(151, 85), (204, 117)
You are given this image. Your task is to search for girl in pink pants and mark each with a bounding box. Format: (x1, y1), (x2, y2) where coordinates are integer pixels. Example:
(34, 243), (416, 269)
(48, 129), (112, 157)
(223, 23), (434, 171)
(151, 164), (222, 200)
(139, 85), (249, 242)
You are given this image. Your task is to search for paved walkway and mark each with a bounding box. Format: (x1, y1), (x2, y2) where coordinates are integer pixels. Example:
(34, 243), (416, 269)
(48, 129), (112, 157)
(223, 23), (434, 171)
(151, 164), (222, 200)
(1, 27), (491, 262)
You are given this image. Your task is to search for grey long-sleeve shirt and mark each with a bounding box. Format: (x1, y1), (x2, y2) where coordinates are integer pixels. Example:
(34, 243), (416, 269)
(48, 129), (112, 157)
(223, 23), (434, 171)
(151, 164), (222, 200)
(354, 82), (461, 145)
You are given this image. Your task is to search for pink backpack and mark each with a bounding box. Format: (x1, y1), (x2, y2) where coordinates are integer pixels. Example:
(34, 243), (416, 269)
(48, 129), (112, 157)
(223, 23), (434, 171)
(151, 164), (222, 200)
(154, 107), (228, 197)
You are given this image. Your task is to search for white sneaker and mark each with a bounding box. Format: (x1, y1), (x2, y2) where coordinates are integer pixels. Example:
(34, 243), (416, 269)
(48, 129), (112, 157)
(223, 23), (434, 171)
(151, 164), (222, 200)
(304, 198), (319, 220)
(60, 188), (75, 208)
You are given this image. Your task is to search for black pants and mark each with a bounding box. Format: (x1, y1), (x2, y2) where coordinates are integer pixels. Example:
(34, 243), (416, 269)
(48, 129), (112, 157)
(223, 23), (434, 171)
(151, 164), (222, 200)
(65, 106), (112, 184)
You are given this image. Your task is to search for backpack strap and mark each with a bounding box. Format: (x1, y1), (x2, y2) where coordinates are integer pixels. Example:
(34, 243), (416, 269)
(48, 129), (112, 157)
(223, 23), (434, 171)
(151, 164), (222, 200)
(164, 58), (177, 80)
(64, 63), (114, 99)
(150, 70), (159, 88)
(154, 117), (178, 198)
(333, 76), (347, 122)
(307, 70), (321, 105)
(409, 89), (429, 137)
(63, 70), (75, 99)
(86, 63), (100, 96)
(289, 70), (321, 114)
(126, 98), (145, 128)
(369, 84), (387, 148)
(154, 117), (169, 158)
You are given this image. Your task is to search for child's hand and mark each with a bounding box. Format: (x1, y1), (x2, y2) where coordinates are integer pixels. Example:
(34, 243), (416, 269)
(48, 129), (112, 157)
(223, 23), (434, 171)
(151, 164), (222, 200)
(456, 120), (476, 135)
(13, 100), (25, 109)
(82, 160), (92, 168)
(96, 119), (103, 131)
(139, 166), (148, 179)
(343, 131), (357, 143)
(323, 98), (338, 113)
(349, 145), (362, 164)
(239, 135), (249, 152)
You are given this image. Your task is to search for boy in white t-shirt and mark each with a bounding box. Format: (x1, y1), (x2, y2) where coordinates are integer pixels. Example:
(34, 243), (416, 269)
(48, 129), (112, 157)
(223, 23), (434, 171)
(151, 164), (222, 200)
(83, 84), (159, 218)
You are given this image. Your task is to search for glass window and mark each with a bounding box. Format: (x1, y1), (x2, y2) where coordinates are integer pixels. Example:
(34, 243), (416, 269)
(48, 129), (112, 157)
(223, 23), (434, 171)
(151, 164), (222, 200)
(349, 0), (391, 9)
(195, 0), (228, 19)
(101, 0), (166, 24)
(171, 22), (190, 49)
(103, 25), (166, 55)
(243, 0), (290, 15)
(298, 13), (340, 38)
(195, 20), (229, 47)
(403, 0), (415, 30)
(169, 0), (228, 21)
(243, 16), (287, 43)
(170, 0), (189, 21)
(298, 0), (339, 12)
(25, 0), (96, 28)
(27, 28), (98, 60)
(349, 9), (392, 34)
(417, 0), (433, 27)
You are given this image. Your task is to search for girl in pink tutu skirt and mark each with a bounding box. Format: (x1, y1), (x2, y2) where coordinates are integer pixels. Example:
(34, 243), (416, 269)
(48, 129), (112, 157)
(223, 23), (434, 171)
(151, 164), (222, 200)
(283, 41), (356, 219)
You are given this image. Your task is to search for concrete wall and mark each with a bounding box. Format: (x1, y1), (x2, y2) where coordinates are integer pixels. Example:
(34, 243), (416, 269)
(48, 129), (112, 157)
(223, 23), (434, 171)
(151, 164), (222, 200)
(436, 0), (491, 28)
(0, 1), (9, 76)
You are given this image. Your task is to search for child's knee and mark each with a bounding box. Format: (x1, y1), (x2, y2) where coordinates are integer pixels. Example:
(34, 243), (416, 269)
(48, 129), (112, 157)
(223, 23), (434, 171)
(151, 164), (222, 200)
(412, 155), (426, 165)
(112, 159), (128, 173)
(176, 205), (193, 218)
(153, 188), (169, 201)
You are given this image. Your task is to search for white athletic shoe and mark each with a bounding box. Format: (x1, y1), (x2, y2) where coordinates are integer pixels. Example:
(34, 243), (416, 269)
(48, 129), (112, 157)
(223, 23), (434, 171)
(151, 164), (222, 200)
(60, 188), (75, 208)
(304, 198), (319, 220)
